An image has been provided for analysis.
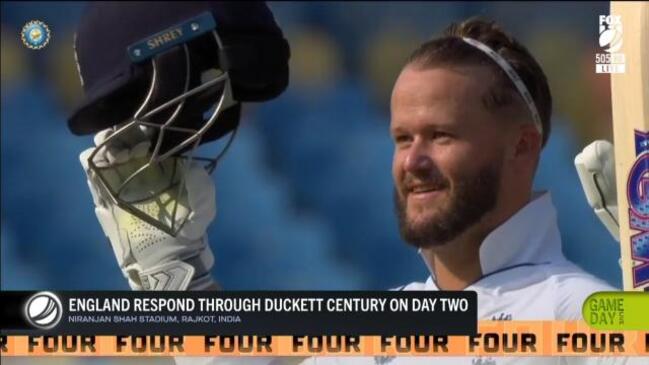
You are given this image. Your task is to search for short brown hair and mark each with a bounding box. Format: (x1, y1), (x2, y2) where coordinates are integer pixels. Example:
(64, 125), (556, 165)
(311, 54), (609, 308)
(407, 18), (553, 147)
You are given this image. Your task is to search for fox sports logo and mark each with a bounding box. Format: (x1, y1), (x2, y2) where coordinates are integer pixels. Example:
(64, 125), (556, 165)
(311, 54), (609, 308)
(24, 292), (63, 329)
(598, 15), (623, 53)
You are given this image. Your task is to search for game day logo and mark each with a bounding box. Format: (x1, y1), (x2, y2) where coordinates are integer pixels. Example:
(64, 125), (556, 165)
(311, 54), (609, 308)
(595, 14), (625, 73)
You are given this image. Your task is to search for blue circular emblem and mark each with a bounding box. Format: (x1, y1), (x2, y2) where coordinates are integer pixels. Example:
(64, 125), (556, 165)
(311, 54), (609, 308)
(21, 20), (51, 50)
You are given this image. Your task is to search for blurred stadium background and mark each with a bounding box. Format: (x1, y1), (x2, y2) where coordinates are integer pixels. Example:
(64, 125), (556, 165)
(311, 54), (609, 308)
(0, 0), (621, 292)
(0, 2), (621, 362)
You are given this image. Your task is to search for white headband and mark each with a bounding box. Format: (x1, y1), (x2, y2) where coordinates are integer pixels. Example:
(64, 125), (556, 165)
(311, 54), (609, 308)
(461, 37), (542, 134)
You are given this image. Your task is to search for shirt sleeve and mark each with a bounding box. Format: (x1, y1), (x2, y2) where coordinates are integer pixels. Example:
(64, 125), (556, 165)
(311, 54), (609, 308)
(553, 268), (617, 320)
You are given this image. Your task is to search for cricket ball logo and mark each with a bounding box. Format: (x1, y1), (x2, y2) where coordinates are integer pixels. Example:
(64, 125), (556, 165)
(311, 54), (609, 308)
(599, 15), (623, 53)
(626, 131), (649, 289)
(24, 291), (63, 329)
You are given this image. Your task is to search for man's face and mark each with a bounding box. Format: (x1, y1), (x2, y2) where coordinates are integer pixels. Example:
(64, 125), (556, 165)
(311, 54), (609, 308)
(391, 65), (510, 248)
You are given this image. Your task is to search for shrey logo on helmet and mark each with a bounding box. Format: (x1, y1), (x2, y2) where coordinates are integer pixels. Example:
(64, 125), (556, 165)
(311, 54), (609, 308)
(67, 2), (290, 236)
(24, 292), (63, 330)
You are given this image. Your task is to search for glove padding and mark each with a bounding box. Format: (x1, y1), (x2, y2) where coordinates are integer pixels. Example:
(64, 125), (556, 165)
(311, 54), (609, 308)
(80, 128), (217, 290)
(574, 140), (619, 241)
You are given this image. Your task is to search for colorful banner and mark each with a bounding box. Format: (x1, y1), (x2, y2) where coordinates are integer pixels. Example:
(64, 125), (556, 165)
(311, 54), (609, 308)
(1, 321), (647, 357)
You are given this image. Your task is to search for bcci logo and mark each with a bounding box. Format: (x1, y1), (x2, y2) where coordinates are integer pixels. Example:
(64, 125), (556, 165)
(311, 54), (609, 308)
(24, 292), (63, 329)
(595, 15), (625, 73)
(21, 20), (51, 50)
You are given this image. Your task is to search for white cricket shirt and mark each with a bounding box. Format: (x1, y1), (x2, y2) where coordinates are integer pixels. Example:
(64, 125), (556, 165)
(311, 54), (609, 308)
(177, 192), (644, 364)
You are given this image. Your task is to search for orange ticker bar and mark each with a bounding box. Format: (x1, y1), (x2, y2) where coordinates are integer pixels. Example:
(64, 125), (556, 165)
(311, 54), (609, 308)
(1, 321), (647, 357)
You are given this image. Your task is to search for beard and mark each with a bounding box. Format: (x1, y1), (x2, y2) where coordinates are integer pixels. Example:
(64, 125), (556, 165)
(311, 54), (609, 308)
(394, 160), (502, 249)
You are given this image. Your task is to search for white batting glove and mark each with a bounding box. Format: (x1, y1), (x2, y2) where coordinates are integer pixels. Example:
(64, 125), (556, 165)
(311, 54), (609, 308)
(80, 128), (218, 291)
(574, 140), (619, 241)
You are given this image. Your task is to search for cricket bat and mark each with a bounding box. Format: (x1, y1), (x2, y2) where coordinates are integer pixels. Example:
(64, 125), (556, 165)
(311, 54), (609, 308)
(610, 1), (649, 291)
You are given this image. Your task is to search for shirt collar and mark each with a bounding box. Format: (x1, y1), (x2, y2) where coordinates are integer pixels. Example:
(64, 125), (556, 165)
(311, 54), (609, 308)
(420, 191), (565, 283)
(478, 191), (564, 275)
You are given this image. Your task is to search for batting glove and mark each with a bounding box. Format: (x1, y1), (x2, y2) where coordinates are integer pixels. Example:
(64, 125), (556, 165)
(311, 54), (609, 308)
(80, 128), (218, 291)
(574, 140), (619, 241)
